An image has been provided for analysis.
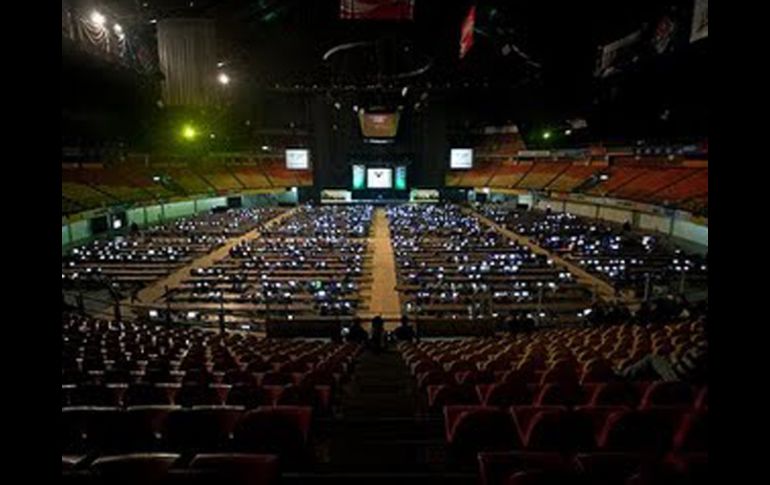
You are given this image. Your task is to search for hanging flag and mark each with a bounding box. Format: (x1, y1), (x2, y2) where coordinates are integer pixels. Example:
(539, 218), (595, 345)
(340, 0), (414, 21)
(594, 29), (642, 78)
(690, 0), (708, 42)
(459, 5), (477, 59)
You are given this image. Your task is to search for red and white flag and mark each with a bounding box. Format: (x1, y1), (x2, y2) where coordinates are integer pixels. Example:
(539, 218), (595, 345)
(459, 5), (476, 59)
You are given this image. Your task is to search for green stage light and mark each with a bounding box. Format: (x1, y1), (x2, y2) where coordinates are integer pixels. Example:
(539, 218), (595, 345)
(542, 131), (552, 140)
(181, 124), (198, 141)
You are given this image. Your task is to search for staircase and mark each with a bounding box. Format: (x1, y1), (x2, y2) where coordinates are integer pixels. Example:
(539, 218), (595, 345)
(284, 348), (475, 484)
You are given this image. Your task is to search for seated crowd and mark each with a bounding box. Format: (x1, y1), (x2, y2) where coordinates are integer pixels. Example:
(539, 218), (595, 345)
(478, 205), (707, 297)
(388, 204), (593, 326)
(167, 205), (374, 324)
(62, 207), (285, 293)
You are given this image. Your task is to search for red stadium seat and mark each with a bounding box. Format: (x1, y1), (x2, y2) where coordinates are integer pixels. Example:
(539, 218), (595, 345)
(188, 453), (280, 485)
(445, 406), (520, 462)
(90, 453), (180, 485)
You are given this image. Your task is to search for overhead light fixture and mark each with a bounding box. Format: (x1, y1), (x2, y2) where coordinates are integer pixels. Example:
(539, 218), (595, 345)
(90, 11), (106, 27)
(113, 24), (123, 34)
(261, 145), (269, 151)
(181, 124), (198, 141)
(564, 129), (572, 135)
(542, 131), (552, 140)
(401, 86), (409, 97)
(217, 73), (230, 85)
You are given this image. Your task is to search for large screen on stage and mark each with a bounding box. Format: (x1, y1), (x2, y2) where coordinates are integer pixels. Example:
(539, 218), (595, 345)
(450, 148), (474, 169)
(285, 148), (309, 170)
(366, 168), (393, 189)
(358, 111), (400, 138)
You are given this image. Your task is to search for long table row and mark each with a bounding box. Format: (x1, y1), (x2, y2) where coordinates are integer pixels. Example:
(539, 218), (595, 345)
(387, 204), (594, 324)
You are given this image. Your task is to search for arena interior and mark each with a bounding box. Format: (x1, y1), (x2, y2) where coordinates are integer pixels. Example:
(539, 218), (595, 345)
(62, 1), (709, 484)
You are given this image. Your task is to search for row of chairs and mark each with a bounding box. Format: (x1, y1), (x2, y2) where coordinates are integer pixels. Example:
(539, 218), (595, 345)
(444, 404), (707, 459)
(63, 452), (280, 485)
(424, 380), (706, 411)
(477, 450), (707, 485)
(62, 405), (312, 462)
(402, 321), (705, 374)
(62, 381), (334, 413)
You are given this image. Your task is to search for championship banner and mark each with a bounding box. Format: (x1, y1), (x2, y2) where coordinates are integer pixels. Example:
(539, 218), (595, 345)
(459, 5), (476, 59)
(340, 0), (414, 20)
(595, 29), (642, 78)
(690, 0), (708, 43)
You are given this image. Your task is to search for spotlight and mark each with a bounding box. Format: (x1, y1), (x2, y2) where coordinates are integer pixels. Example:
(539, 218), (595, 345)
(261, 145), (270, 151)
(181, 124), (198, 141)
(564, 129), (572, 135)
(542, 131), (551, 140)
(217, 73), (230, 85)
(401, 86), (409, 97)
(90, 11), (106, 27)
(113, 24), (123, 34)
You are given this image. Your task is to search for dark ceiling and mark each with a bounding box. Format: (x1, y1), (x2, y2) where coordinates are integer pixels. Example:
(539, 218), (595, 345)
(66, 0), (707, 144)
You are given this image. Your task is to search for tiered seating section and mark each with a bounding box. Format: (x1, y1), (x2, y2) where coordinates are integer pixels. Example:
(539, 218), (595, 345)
(62, 157), (313, 215)
(62, 313), (361, 481)
(479, 206), (708, 296)
(169, 206), (374, 324)
(447, 158), (708, 215)
(62, 207), (285, 291)
(387, 205), (593, 329)
(401, 318), (707, 482)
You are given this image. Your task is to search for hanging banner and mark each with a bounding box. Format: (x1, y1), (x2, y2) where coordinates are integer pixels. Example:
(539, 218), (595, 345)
(459, 5), (476, 59)
(595, 29), (642, 78)
(690, 0), (708, 43)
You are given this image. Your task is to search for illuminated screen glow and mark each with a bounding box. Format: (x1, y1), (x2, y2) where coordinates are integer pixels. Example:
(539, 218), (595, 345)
(395, 166), (407, 190)
(286, 149), (309, 170)
(352, 165), (366, 190)
(450, 148), (474, 169)
(358, 111), (400, 138)
(366, 168), (393, 189)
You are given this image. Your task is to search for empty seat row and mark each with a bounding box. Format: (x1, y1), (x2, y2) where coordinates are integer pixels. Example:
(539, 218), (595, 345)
(443, 404), (707, 459)
(62, 405), (313, 462)
(62, 381), (334, 412)
(424, 379), (706, 412)
(478, 451), (708, 485)
(62, 452), (279, 485)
